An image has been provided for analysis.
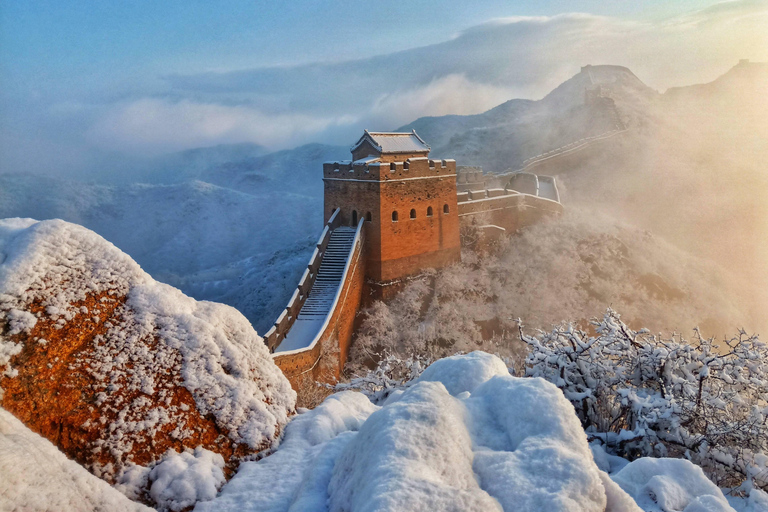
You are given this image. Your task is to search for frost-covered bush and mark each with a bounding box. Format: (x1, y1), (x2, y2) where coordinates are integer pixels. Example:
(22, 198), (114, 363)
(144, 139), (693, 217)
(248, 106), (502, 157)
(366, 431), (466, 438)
(336, 354), (432, 405)
(347, 210), (759, 382)
(522, 308), (768, 492)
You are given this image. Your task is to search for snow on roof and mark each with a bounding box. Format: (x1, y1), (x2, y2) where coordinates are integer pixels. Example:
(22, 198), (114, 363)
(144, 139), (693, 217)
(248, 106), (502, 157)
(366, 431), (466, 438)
(351, 130), (430, 155)
(353, 156), (381, 165)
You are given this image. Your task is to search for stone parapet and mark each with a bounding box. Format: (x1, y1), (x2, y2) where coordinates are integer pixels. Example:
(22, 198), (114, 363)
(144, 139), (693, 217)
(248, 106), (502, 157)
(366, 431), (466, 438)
(324, 158), (456, 181)
(263, 208), (342, 352)
(273, 219), (366, 389)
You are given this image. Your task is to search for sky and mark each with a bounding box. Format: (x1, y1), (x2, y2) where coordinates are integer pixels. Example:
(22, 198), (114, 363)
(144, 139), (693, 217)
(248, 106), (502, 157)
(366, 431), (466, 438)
(1, 0), (767, 177)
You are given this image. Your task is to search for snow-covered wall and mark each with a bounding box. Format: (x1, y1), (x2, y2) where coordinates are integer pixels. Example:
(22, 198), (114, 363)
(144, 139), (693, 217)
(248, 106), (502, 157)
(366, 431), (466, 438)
(272, 217), (367, 391)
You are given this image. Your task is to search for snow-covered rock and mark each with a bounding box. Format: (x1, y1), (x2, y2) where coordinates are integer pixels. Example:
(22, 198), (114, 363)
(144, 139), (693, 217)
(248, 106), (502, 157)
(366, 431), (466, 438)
(611, 458), (738, 512)
(200, 351), (644, 511)
(148, 447), (226, 511)
(196, 391), (378, 512)
(0, 407), (151, 512)
(0, 218), (295, 499)
(416, 350), (508, 395)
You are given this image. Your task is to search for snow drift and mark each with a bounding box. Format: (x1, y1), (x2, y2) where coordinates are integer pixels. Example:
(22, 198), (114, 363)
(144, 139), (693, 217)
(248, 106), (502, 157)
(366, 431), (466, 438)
(201, 352), (758, 512)
(0, 218), (295, 494)
(0, 407), (151, 512)
(200, 352), (618, 511)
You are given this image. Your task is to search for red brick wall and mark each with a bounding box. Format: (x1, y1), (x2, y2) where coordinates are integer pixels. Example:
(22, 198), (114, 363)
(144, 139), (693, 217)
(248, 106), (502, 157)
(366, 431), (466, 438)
(324, 158), (461, 284)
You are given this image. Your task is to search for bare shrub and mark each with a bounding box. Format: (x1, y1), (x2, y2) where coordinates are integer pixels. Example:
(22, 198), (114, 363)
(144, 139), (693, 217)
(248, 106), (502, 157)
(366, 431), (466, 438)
(522, 308), (768, 491)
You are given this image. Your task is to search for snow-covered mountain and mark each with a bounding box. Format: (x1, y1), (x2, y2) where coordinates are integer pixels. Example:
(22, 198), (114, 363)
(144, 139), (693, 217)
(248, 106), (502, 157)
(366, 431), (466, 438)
(398, 65), (651, 172)
(0, 143), (348, 332)
(1, 62), (764, 335)
(664, 59), (768, 106)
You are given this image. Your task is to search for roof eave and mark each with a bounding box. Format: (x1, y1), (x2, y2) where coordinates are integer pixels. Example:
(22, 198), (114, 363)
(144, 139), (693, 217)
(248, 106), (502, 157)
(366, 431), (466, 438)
(350, 131), (382, 153)
(411, 129), (431, 150)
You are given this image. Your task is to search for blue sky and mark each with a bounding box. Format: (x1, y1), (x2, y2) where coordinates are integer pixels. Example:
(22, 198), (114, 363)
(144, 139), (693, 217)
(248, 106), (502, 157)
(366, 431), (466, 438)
(1, 1), (716, 76)
(1, 0), (766, 176)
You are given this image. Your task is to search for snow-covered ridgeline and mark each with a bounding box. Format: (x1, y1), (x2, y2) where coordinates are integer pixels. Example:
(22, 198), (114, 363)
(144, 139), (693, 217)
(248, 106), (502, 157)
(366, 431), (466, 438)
(0, 407), (152, 512)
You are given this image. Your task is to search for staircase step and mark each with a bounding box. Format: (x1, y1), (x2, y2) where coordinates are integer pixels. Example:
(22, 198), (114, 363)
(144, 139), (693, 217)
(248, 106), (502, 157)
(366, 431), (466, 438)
(294, 226), (357, 323)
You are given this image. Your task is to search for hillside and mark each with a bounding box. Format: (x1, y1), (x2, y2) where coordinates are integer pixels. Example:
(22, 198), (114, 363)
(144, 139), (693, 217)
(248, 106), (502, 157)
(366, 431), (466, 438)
(0, 173), (322, 333)
(348, 208), (760, 376)
(398, 65), (652, 171)
(663, 60), (768, 106)
(551, 62), (768, 329)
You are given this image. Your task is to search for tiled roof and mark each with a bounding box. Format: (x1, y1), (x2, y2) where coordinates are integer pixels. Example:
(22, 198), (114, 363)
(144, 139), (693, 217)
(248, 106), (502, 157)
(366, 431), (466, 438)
(351, 130), (430, 154)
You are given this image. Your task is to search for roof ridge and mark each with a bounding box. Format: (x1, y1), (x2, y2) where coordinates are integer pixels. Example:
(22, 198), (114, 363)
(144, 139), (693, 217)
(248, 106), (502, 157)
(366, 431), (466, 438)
(350, 130), (431, 154)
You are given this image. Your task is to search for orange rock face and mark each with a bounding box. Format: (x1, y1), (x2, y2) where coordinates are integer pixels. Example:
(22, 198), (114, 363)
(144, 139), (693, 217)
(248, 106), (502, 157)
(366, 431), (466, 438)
(0, 219), (295, 484)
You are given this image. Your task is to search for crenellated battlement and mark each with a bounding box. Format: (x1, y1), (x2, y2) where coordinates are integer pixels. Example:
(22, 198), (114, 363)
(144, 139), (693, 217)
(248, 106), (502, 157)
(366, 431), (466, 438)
(323, 158), (456, 181)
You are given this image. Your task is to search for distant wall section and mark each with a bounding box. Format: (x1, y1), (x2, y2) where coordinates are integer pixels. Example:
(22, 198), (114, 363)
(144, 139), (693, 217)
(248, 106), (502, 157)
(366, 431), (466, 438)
(457, 190), (564, 236)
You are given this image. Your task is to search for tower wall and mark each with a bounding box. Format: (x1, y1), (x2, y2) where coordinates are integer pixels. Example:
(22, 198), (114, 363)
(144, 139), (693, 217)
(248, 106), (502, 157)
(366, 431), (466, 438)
(323, 158), (461, 285)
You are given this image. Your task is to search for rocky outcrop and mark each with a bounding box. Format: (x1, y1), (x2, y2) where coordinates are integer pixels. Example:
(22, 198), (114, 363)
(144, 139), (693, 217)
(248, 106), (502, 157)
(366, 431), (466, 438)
(0, 218), (295, 485)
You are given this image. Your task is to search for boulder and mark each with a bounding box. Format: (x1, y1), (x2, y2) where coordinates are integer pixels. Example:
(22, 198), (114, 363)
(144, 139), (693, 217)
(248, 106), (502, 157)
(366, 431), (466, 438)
(0, 218), (295, 486)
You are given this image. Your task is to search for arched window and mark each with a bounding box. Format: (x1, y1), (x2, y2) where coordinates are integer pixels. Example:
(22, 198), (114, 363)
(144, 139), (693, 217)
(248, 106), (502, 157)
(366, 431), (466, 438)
(351, 210), (358, 226)
(366, 212), (372, 222)
(410, 209), (416, 219)
(392, 211), (398, 222)
(403, 161), (410, 171)
(390, 163), (396, 172)
(443, 204), (450, 214)
(426, 206), (433, 217)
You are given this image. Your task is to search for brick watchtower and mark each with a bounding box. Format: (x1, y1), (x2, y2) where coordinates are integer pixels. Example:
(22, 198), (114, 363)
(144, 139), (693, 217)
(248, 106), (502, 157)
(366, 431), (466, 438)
(323, 130), (461, 290)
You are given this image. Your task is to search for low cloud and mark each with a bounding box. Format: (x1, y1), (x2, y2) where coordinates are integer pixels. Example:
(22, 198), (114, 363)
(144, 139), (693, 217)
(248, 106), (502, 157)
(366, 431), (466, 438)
(8, 1), (768, 166)
(86, 99), (356, 155)
(368, 75), (520, 127)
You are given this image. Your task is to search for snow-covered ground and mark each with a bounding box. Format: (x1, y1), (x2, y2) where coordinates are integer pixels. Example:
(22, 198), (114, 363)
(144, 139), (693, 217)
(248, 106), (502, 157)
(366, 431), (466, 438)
(194, 352), (766, 512)
(0, 408), (151, 512)
(3, 349), (765, 511)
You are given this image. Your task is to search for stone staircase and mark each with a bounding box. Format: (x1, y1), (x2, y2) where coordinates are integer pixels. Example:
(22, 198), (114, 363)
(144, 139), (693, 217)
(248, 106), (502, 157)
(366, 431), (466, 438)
(296, 226), (356, 319)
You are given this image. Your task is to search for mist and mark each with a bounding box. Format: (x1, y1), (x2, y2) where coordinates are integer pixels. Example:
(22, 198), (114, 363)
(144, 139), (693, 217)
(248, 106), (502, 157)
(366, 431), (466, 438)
(555, 62), (768, 334)
(2, 1), (767, 180)
(347, 61), (768, 369)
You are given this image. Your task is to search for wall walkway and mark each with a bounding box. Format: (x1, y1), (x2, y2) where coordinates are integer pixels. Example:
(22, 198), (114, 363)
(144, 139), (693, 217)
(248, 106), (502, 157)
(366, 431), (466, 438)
(264, 209), (366, 389)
